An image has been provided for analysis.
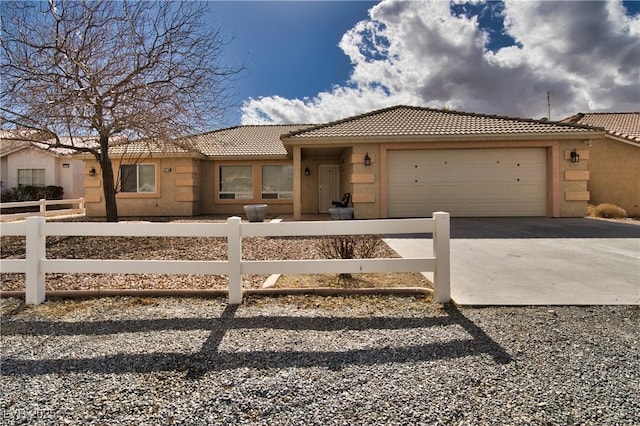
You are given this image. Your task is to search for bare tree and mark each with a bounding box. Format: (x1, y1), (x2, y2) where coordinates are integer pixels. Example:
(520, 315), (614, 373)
(1, 0), (242, 221)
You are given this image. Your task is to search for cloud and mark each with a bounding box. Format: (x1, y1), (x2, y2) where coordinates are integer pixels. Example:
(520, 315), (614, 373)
(241, 0), (639, 124)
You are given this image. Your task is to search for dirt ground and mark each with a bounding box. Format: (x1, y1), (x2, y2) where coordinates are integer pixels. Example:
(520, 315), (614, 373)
(273, 272), (430, 289)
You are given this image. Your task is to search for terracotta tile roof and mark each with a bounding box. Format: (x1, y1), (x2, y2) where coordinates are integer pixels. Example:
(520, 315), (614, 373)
(283, 105), (602, 140)
(562, 112), (640, 143)
(107, 125), (313, 158)
(189, 125), (312, 157)
(108, 139), (197, 156)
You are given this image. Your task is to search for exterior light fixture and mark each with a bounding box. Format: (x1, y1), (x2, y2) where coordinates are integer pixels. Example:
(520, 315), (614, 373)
(364, 153), (371, 166)
(570, 149), (580, 163)
(304, 166), (310, 176)
(89, 167), (96, 176)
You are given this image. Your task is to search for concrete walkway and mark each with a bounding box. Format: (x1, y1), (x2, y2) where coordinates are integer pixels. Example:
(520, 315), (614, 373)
(384, 218), (640, 306)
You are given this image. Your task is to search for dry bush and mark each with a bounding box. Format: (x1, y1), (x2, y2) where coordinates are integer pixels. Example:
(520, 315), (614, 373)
(588, 203), (628, 219)
(316, 235), (384, 278)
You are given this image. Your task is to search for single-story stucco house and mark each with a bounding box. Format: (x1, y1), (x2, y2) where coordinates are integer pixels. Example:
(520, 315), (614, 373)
(81, 105), (605, 219)
(0, 131), (85, 200)
(562, 112), (639, 217)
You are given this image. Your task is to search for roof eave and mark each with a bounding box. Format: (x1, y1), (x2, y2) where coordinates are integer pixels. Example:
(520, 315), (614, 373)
(282, 131), (606, 145)
(205, 154), (290, 161)
(74, 151), (205, 160)
(606, 133), (640, 148)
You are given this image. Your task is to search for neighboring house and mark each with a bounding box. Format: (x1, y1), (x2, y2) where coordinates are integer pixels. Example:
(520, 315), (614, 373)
(81, 105), (604, 219)
(0, 131), (85, 200)
(561, 113), (640, 217)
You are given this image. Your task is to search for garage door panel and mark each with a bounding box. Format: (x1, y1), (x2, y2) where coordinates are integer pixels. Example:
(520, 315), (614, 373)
(388, 148), (547, 217)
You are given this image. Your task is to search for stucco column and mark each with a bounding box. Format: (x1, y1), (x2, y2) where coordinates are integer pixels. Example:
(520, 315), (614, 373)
(550, 143), (561, 217)
(293, 145), (301, 220)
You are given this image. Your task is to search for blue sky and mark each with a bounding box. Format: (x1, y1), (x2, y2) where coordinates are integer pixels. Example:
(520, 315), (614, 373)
(211, 1), (640, 125)
(211, 1), (378, 102)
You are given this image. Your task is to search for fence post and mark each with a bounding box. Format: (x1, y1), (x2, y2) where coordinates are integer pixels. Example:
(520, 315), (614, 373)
(79, 197), (86, 215)
(39, 199), (46, 217)
(227, 216), (243, 304)
(25, 216), (46, 305)
(433, 211), (450, 303)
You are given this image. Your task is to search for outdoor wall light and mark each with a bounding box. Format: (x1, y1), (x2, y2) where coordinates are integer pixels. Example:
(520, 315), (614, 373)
(570, 149), (580, 163)
(364, 152), (371, 166)
(304, 166), (310, 176)
(89, 167), (96, 176)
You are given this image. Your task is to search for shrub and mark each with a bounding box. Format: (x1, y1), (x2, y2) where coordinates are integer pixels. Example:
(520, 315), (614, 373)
(0, 186), (64, 202)
(316, 235), (383, 278)
(44, 185), (64, 199)
(588, 203), (627, 219)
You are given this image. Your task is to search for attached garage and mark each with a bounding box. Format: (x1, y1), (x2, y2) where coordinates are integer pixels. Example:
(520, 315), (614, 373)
(282, 106), (604, 220)
(387, 148), (547, 217)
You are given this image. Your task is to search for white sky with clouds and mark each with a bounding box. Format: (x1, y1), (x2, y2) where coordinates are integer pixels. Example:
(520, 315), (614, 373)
(240, 0), (639, 125)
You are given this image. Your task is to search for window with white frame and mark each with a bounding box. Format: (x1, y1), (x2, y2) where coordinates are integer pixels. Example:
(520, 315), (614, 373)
(219, 165), (252, 199)
(261, 165), (293, 199)
(120, 164), (156, 193)
(17, 169), (45, 187)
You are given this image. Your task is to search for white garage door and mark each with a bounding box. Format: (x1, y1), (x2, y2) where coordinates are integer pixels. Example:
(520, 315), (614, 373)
(387, 148), (547, 217)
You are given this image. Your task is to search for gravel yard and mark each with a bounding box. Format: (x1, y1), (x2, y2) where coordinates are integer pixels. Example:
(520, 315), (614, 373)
(1, 296), (638, 425)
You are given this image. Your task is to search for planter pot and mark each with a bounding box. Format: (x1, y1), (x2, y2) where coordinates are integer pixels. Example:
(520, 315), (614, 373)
(328, 207), (354, 220)
(244, 204), (267, 222)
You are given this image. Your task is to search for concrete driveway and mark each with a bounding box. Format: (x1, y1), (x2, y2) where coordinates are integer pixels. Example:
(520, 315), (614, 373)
(384, 218), (640, 306)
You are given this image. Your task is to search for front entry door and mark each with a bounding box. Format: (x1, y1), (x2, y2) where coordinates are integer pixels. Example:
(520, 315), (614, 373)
(318, 164), (340, 213)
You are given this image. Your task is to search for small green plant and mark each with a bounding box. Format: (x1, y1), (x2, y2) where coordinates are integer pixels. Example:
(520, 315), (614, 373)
(588, 203), (627, 219)
(316, 235), (383, 279)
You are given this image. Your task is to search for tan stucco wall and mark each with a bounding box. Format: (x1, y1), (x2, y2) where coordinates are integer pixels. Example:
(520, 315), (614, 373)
(557, 140), (591, 217)
(83, 135), (600, 219)
(350, 145), (379, 219)
(588, 137), (640, 217)
(339, 148), (353, 204)
(84, 157), (200, 217)
(199, 159), (295, 217)
(290, 138), (595, 219)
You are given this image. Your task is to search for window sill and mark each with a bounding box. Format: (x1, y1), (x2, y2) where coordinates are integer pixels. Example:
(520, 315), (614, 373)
(117, 192), (161, 199)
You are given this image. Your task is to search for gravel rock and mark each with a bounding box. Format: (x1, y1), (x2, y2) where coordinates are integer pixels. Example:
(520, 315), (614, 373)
(1, 296), (638, 425)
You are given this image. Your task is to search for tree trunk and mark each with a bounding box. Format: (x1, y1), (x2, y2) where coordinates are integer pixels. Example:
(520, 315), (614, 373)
(101, 155), (118, 222)
(98, 135), (118, 222)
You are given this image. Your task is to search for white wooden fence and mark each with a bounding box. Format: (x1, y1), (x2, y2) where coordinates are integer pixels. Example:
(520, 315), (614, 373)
(0, 198), (86, 222)
(0, 212), (450, 305)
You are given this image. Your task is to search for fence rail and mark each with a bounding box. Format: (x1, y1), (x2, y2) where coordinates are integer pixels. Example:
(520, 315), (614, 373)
(0, 198), (86, 222)
(0, 213), (450, 305)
